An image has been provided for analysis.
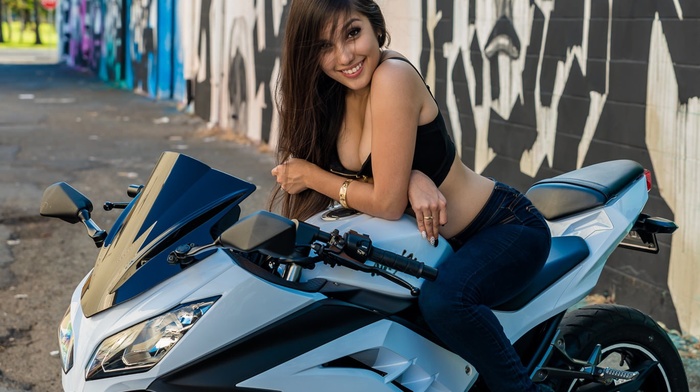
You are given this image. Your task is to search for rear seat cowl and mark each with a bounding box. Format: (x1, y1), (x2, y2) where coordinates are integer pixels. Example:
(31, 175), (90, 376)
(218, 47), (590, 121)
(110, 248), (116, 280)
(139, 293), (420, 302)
(525, 160), (645, 220)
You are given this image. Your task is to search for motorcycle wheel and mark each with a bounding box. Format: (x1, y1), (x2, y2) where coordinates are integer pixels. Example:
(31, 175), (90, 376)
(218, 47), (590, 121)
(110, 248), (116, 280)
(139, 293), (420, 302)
(556, 304), (688, 392)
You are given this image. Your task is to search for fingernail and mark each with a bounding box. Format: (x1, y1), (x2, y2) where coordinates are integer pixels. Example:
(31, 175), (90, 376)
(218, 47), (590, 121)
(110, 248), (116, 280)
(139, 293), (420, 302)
(433, 237), (439, 247)
(429, 237), (435, 246)
(421, 231), (427, 239)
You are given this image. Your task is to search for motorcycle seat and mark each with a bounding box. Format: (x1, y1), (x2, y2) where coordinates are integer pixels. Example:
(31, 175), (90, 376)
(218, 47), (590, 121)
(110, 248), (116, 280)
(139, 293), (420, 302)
(525, 160), (645, 220)
(494, 235), (589, 311)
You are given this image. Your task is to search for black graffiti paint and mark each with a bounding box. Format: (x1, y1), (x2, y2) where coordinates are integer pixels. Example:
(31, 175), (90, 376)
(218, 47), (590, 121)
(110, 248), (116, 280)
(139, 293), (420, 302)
(227, 1), (289, 141)
(253, 0), (288, 142)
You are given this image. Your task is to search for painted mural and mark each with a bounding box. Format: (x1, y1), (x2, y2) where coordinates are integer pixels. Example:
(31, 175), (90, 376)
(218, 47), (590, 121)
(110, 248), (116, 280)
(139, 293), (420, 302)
(646, 9), (700, 336)
(179, 0), (286, 142)
(58, 0), (700, 336)
(128, 0), (157, 94)
(59, 0), (102, 69)
(59, 0), (179, 98)
(99, 0), (125, 84)
(420, 0), (699, 334)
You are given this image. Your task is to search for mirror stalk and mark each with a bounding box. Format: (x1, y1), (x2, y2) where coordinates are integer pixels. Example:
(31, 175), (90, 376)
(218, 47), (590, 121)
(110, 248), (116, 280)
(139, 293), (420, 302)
(78, 209), (107, 248)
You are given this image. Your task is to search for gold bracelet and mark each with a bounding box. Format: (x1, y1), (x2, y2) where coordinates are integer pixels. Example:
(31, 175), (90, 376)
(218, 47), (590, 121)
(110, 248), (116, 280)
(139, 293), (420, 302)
(339, 179), (354, 208)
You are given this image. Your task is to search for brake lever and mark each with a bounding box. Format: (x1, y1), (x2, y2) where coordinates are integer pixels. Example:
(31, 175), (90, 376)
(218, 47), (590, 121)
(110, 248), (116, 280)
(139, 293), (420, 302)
(318, 233), (421, 296)
(371, 266), (421, 296)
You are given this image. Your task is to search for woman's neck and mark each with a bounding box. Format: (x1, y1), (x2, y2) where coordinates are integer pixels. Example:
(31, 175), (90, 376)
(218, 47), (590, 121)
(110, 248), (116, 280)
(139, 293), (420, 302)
(346, 85), (370, 101)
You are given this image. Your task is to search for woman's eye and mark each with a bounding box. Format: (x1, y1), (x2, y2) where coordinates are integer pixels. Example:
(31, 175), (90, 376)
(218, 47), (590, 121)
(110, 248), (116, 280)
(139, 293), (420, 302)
(348, 27), (361, 38)
(320, 42), (333, 51)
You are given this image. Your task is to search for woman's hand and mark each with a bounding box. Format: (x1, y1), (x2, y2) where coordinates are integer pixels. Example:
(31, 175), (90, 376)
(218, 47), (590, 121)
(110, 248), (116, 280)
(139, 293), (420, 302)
(271, 158), (314, 194)
(408, 170), (447, 246)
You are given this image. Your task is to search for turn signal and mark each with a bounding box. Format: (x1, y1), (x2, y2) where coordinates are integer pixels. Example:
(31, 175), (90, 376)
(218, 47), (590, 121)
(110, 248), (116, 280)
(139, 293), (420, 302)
(644, 169), (652, 192)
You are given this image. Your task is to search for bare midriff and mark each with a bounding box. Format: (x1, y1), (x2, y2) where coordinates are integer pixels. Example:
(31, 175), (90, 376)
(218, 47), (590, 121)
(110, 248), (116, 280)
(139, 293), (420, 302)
(436, 156), (495, 239)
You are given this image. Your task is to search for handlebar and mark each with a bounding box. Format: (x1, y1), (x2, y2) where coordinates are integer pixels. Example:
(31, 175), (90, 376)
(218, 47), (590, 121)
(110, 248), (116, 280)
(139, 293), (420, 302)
(296, 220), (438, 282)
(368, 246), (438, 281)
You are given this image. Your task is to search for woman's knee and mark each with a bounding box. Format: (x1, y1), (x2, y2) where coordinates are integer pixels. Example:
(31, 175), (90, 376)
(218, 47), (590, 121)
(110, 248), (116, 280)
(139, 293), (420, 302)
(419, 280), (453, 320)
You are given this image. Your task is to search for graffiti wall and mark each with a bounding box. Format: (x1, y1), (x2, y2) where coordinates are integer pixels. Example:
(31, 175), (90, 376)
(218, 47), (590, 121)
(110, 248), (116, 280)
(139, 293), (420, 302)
(177, 0), (286, 142)
(419, 0), (700, 335)
(179, 0), (700, 335)
(58, 0), (700, 336)
(59, 0), (182, 98)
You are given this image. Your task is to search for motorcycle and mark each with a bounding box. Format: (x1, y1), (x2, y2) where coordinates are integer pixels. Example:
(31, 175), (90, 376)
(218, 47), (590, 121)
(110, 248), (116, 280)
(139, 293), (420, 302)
(40, 151), (688, 391)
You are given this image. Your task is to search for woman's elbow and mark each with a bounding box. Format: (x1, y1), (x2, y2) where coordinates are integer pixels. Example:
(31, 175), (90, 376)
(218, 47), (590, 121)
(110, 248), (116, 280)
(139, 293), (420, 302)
(375, 199), (407, 220)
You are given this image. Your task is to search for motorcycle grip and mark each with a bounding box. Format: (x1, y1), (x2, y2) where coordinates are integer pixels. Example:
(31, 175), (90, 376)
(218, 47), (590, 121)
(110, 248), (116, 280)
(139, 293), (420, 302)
(369, 247), (438, 281)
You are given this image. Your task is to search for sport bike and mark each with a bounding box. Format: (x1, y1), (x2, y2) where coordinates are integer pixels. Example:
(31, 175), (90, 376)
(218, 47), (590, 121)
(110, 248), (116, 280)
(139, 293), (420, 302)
(40, 151), (688, 391)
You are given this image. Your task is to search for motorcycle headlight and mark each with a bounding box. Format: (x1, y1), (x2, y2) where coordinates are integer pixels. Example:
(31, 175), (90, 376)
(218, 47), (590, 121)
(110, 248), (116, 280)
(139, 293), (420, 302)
(58, 307), (74, 373)
(85, 297), (218, 380)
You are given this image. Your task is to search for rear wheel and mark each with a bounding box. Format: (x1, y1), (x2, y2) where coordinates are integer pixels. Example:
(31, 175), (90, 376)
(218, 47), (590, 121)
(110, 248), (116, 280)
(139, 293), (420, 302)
(555, 304), (688, 391)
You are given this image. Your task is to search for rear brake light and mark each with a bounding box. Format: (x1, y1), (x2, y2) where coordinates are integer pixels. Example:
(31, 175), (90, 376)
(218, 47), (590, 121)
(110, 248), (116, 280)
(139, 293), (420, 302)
(644, 169), (652, 191)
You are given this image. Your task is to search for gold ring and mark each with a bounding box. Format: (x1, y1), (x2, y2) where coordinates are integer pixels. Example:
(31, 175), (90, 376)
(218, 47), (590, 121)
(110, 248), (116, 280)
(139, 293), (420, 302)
(424, 216), (433, 221)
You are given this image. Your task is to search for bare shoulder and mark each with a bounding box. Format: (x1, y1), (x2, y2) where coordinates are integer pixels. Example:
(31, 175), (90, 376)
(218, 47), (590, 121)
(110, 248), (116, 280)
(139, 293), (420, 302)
(371, 52), (423, 96)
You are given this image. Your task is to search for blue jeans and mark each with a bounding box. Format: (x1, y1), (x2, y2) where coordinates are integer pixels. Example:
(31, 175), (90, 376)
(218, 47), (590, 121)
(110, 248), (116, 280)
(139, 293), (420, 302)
(419, 181), (551, 391)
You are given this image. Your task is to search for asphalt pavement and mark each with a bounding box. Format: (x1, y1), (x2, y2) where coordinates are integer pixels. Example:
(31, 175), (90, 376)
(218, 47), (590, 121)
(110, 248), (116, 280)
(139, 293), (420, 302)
(0, 53), (278, 220)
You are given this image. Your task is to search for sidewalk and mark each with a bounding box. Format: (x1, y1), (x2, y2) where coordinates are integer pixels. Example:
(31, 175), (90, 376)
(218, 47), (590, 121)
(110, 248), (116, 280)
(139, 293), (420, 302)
(0, 47), (59, 64)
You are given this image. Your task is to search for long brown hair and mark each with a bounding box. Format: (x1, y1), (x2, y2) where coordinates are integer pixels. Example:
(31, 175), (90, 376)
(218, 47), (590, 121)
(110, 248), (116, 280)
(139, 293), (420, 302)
(270, 0), (390, 220)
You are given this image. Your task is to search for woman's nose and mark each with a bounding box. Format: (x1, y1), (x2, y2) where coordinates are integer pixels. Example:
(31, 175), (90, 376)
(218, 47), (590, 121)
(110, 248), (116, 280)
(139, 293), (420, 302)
(336, 43), (353, 65)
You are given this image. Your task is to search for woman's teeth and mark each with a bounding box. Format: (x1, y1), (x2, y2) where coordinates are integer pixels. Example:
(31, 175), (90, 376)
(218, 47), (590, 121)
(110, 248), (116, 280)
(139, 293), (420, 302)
(343, 61), (363, 75)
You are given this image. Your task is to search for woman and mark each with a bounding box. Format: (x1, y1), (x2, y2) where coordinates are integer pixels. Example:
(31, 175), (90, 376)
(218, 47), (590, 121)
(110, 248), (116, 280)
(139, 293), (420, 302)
(270, 1), (552, 390)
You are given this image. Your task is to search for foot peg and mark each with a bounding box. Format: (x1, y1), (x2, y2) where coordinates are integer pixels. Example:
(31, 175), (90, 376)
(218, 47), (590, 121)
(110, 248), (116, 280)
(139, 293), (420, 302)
(597, 367), (639, 383)
(531, 330), (642, 386)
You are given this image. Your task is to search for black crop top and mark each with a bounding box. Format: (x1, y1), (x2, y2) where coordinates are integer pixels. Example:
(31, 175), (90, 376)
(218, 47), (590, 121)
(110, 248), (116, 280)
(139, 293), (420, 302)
(330, 57), (456, 187)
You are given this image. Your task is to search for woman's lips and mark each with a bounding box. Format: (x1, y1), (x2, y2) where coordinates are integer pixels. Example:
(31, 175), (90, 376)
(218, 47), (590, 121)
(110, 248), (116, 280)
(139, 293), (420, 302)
(341, 60), (364, 77)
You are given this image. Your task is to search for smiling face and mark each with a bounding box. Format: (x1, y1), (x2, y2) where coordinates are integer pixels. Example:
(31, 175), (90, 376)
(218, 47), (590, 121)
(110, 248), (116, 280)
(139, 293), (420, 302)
(318, 11), (382, 94)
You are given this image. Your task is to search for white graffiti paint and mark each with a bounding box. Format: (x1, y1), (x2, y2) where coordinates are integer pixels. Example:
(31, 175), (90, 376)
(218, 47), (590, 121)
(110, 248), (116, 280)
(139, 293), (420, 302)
(440, 0), (612, 176)
(646, 12), (700, 337)
(179, 0), (286, 143)
(178, 0), (199, 82)
(527, 0), (612, 173)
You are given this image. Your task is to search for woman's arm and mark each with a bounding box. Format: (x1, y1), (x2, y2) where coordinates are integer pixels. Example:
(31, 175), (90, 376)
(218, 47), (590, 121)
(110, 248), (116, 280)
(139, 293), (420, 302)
(353, 59), (425, 218)
(271, 60), (426, 220)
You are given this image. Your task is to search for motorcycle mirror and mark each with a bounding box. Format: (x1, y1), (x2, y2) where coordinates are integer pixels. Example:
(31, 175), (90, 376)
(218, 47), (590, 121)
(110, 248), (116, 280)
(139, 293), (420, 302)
(218, 211), (296, 258)
(40, 182), (94, 224)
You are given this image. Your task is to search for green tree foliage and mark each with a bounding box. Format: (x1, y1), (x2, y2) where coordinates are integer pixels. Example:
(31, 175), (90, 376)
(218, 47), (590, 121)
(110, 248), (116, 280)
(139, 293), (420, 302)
(2, 0), (51, 44)
(0, 0), (5, 43)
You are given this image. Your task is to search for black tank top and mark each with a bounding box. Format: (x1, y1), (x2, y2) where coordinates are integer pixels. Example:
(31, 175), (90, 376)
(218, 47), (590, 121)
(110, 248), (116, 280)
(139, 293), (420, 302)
(330, 57), (457, 187)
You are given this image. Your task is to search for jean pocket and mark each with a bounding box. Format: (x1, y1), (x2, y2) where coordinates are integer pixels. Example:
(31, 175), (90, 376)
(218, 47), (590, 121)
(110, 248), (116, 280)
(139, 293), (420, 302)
(512, 202), (548, 228)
